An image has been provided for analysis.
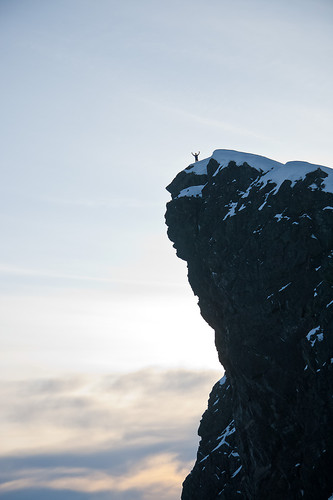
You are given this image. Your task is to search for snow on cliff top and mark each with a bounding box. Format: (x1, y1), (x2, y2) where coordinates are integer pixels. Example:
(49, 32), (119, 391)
(186, 150), (283, 176)
(181, 149), (333, 198)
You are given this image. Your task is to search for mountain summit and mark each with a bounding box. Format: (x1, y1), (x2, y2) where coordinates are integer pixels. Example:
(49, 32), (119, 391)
(165, 150), (333, 500)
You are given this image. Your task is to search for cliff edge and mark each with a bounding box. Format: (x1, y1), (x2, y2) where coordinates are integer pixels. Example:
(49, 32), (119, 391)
(165, 150), (333, 500)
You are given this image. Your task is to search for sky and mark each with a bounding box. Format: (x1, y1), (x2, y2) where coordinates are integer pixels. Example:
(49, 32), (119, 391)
(1, 0), (332, 498)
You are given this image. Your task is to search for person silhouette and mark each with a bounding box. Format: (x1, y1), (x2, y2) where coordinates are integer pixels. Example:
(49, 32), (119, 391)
(191, 151), (200, 162)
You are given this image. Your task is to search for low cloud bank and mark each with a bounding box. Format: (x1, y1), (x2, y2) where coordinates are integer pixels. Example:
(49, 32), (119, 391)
(0, 368), (222, 500)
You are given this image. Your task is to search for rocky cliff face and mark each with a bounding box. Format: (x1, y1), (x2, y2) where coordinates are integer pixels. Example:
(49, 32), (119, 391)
(165, 150), (333, 500)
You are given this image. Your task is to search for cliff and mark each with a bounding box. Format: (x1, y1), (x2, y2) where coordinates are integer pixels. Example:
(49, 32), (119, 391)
(165, 150), (333, 500)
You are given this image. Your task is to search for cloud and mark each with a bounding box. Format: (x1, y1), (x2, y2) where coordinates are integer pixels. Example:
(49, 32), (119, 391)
(40, 195), (162, 209)
(0, 368), (223, 499)
(140, 97), (272, 141)
(0, 454), (188, 499)
(1, 368), (221, 446)
(0, 489), (113, 500)
(0, 262), (187, 294)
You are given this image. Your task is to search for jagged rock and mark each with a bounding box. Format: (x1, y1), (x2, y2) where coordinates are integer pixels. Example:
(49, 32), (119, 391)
(165, 150), (333, 500)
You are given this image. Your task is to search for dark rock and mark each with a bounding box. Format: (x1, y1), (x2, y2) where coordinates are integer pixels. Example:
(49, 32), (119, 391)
(165, 150), (333, 500)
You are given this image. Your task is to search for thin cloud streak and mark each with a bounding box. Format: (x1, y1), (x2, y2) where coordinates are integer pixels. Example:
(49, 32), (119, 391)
(141, 97), (274, 141)
(0, 263), (187, 291)
(40, 195), (162, 209)
(0, 454), (189, 497)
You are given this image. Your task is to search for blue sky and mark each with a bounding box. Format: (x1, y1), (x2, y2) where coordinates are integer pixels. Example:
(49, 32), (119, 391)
(1, 0), (332, 498)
